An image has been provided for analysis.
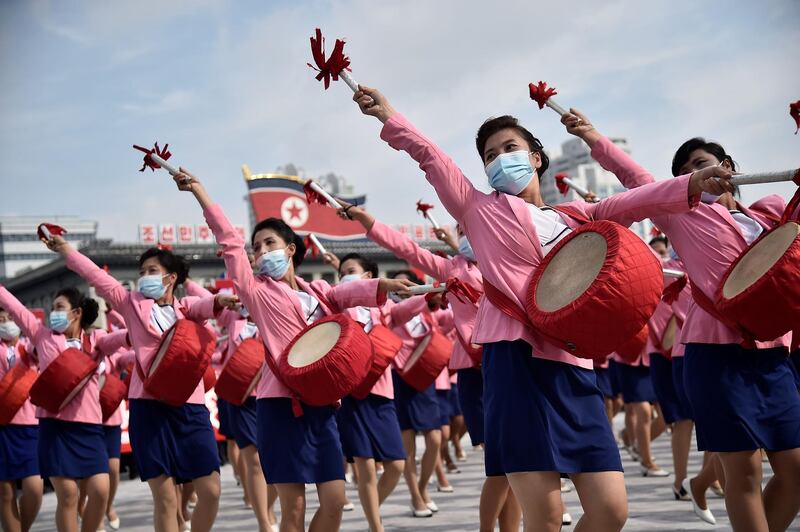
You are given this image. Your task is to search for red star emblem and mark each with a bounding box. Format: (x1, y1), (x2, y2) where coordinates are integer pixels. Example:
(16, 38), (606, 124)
(287, 202), (303, 221)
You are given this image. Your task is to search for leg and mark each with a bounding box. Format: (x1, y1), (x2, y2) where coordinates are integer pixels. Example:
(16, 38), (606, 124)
(19, 475), (43, 532)
(718, 450), (768, 532)
(241, 446), (272, 532)
(689, 452), (720, 511)
(650, 403), (666, 441)
(450, 416), (466, 458)
(147, 475), (179, 532)
(190, 472), (221, 532)
(0, 480), (20, 532)
(671, 420), (693, 491)
(479, 475), (510, 532)
(419, 429), (442, 504)
(603, 397), (615, 426)
(275, 483), (305, 532)
(267, 484), (278, 526)
(400, 429), (425, 511)
(309, 480), (345, 532)
(506, 471), (562, 532)
(570, 471), (628, 532)
(632, 402), (656, 469)
(435, 423), (451, 487)
(106, 458), (120, 525)
(50, 477), (80, 532)
(80, 473), (109, 532)
(622, 404), (635, 452)
(377, 460), (404, 505)
(763, 448), (800, 532)
(498, 487), (522, 532)
(353, 458), (382, 532)
(180, 483), (194, 522)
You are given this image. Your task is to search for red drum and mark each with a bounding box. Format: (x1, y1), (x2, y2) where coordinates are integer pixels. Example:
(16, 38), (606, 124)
(98, 372), (128, 422)
(351, 324), (403, 400)
(0, 364), (37, 425)
(278, 314), (374, 406)
(202, 365), (217, 392)
(216, 338), (266, 406)
(526, 221), (662, 359)
(400, 331), (453, 391)
(29, 348), (97, 413)
(615, 325), (648, 363)
(716, 211), (800, 341)
(141, 320), (215, 406)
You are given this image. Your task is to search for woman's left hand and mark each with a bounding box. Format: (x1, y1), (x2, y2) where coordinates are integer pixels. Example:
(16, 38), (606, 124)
(378, 278), (415, 298)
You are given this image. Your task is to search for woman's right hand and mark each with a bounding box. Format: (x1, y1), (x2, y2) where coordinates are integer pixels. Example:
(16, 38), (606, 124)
(173, 168), (213, 208)
(353, 85), (396, 124)
(321, 252), (340, 270)
(42, 234), (74, 256)
(337, 201), (375, 230)
(561, 108), (602, 148)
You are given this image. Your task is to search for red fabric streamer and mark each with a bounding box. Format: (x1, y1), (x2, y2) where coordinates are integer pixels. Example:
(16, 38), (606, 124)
(307, 28), (352, 90)
(528, 81), (558, 110)
(37, 223), (67, 241)
(790, 100), (800, 134)
(424, 281), (442, 304)
(445, 278), (482, 305)
(133, 142), (172, 173)
(661, 275), (687, 305)
(303, 235), (320, 258)
(416, 200), (435, 217)
(303, 181), (329, 206)
(554, 173), (570, 195)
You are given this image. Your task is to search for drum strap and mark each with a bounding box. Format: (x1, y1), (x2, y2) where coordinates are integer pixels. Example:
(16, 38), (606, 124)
(689, 283), (756, 348)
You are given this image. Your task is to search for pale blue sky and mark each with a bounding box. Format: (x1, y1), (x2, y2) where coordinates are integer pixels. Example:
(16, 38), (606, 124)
(1, 0), (798, 241)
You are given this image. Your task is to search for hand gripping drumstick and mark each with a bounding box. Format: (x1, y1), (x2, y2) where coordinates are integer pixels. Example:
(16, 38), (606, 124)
(415, 201), (441, 230)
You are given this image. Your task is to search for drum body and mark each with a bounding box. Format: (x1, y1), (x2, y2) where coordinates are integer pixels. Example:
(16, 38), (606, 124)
(716, 221), (800, 340)
(202, 365), (217, 392)
(0, 364), (37, 424)
(216, 338), (266, 406)
(615, 325), (649, 363)
(400, 331), (453, 392)
(526, 221), (662, 359)
(279, 314), (374, 406)
(29, 348), (97, 413)
(143, 320), (215, 406)
(351, 324), (403, 400)
(98, 372), (128, 422)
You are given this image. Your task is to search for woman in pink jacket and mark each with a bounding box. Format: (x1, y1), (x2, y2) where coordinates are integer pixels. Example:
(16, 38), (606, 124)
(0, 309), (42, 532)
(39, 240), (233, 532)
(170, 169), (413, 532)
(351, 85), (731, 531)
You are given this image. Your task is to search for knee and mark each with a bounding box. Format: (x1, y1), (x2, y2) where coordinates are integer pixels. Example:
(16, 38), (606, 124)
(196, 478), (221, 502)
(0, 482), (14, 504)
(385, 460), (405, 476)
(153, 489), (177, 515)
(586, 500), (628, 530)
(58, 484), (79, 507)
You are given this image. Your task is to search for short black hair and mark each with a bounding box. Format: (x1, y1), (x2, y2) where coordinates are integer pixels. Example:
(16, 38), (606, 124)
(55, 287), (99, 329)
(251, 218), (306, 268)
(139, 248), (190, 285)
(391, 269), (422, 285)
(338, 253), (379, 278)
(476, 115), (550, 177)
(649, 235), (669, 247)
(671, 137), (737, 177)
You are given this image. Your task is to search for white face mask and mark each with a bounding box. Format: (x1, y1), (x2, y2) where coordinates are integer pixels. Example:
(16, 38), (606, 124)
(0, 321), (21, 340)
(339, 273), (365, 284)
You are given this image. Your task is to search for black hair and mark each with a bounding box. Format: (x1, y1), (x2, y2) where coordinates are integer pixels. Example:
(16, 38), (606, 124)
(649, 235), (669, 247)
(338, 253), (379, 278)
(671, 137), (737, 177)
(391, 269), (422, 285)
(139, 248), (190, 285)
(476, 115), (550, 177)
(251, 218), (306, 269)
(55, 287), (99, 329)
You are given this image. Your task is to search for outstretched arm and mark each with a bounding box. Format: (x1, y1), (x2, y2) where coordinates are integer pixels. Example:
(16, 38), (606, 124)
(0, 285), (44, 340)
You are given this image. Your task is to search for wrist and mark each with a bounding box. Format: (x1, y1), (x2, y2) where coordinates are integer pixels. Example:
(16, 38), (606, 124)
(579, 129), (602, 148)
(378, 106), (396, 124)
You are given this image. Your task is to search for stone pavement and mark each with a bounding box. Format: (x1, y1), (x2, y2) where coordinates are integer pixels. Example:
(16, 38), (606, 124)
(30, 416), (798, 531)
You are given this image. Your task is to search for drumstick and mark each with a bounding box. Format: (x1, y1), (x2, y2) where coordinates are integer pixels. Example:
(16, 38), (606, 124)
(40, 225), (52, 240)
(148, 154), (181, 177)
(529, 81), (568, 117)
(416, 201), (441, 230)
(560, 176), (591, 199)
(728, 169), (800, 186)
(407, 284), (448, 296)
(308, 234), (327, 255)
(306, 180), (342, 209)
(662, 268), (686, 279)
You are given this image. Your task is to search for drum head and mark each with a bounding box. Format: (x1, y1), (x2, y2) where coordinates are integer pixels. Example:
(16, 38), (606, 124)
(287, 322), (341, 368)
(536, 232), (607, 312)
(405, 335), (432, 371)
(150, 327), (177, 375)
(723, 223), (800, 299)
(662, 315), (678, 351)
(59, 374), (94, 411)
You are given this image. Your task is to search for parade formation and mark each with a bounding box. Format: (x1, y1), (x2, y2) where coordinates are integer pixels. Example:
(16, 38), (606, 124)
(1, 25), (799, 532)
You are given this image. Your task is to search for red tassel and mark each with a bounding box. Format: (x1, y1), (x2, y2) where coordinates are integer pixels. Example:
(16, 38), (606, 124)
(156, 243), (173, 251)
(662, 275), (687, 305)
(416, 200), (435, 216)
(554, 173), (570, 195)
(133, 142), (172, 172)
(445, 278), (482, 305)
(303, 181), (328, 206)
(37, 223), (67, 241)
(307, 28), (352, 90)
(791, 100), (800, 135)
(303, 235), (319, 258)
(529, 81), (558, 110)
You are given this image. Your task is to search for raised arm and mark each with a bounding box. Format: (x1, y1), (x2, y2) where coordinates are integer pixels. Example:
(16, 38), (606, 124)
(0, 285), (44, 340)
(353, 86), (479, 221)
(387, 295), (428, 327)
(185, 279), (213, 298)
(95, 329), (131, 359)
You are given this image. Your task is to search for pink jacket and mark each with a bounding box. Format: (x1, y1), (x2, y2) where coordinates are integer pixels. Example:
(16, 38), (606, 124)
(0, 337), (37, 425)
(592, 137), (791, 349)
(388, 295), (431, 370)
(103, 339), (134, 427)
(381, 114), (697, 369)
(63, 251), (219, 404)
(203, 204), (386, 399)
(368, 220), (482, 370)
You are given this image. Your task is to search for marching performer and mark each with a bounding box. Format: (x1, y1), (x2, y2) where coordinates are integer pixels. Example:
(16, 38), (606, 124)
(350, 85), (731, 531)
(0, 308), (42, 532)
(170, 168), (413, 532)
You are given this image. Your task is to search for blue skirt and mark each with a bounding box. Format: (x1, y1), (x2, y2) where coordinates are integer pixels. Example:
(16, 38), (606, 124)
(649, 354), (689, 424)
(128, 399), (220, 483)
(217, 398), (234, 439)
(103, 425), (122, 459)
(436, 390), (451, 426)
(483, 341), (622, 476)
(671, 356), (693, 418)
(619, 362), (657, 403)
(256, 398), (344, 484)
(338, 395), (405, 463)
(38, 418), (108, 479)
(230, 397), (258, 449)
(391, 370), (441, 432)
(448, 385), (462, 417)
(0, 425), (39, 480)
(608, 359), (623, 397)
(457, 368), (484, 446)
(684, 344), (800, 452)
(594, 367), (614, 398)
(790, 350), (800, 390)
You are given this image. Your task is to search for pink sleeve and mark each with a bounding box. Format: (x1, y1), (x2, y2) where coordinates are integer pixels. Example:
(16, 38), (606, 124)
(107, 309), (126, 330)
(95, 330), (130, 358)
(590, 136), (656, 188)
(586, 174), (697, 227)
(182, 295), (218, 322)
(387, 295), (428, 327)
(380, 113), (480, 221)
(185, 279), (213, 298)
(326, 279), (386, 311)
(65, 250), (129, 310)
(367, 220), (453, 281)
(434, 308), (455, 333)
(0, 285), (43, 340)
